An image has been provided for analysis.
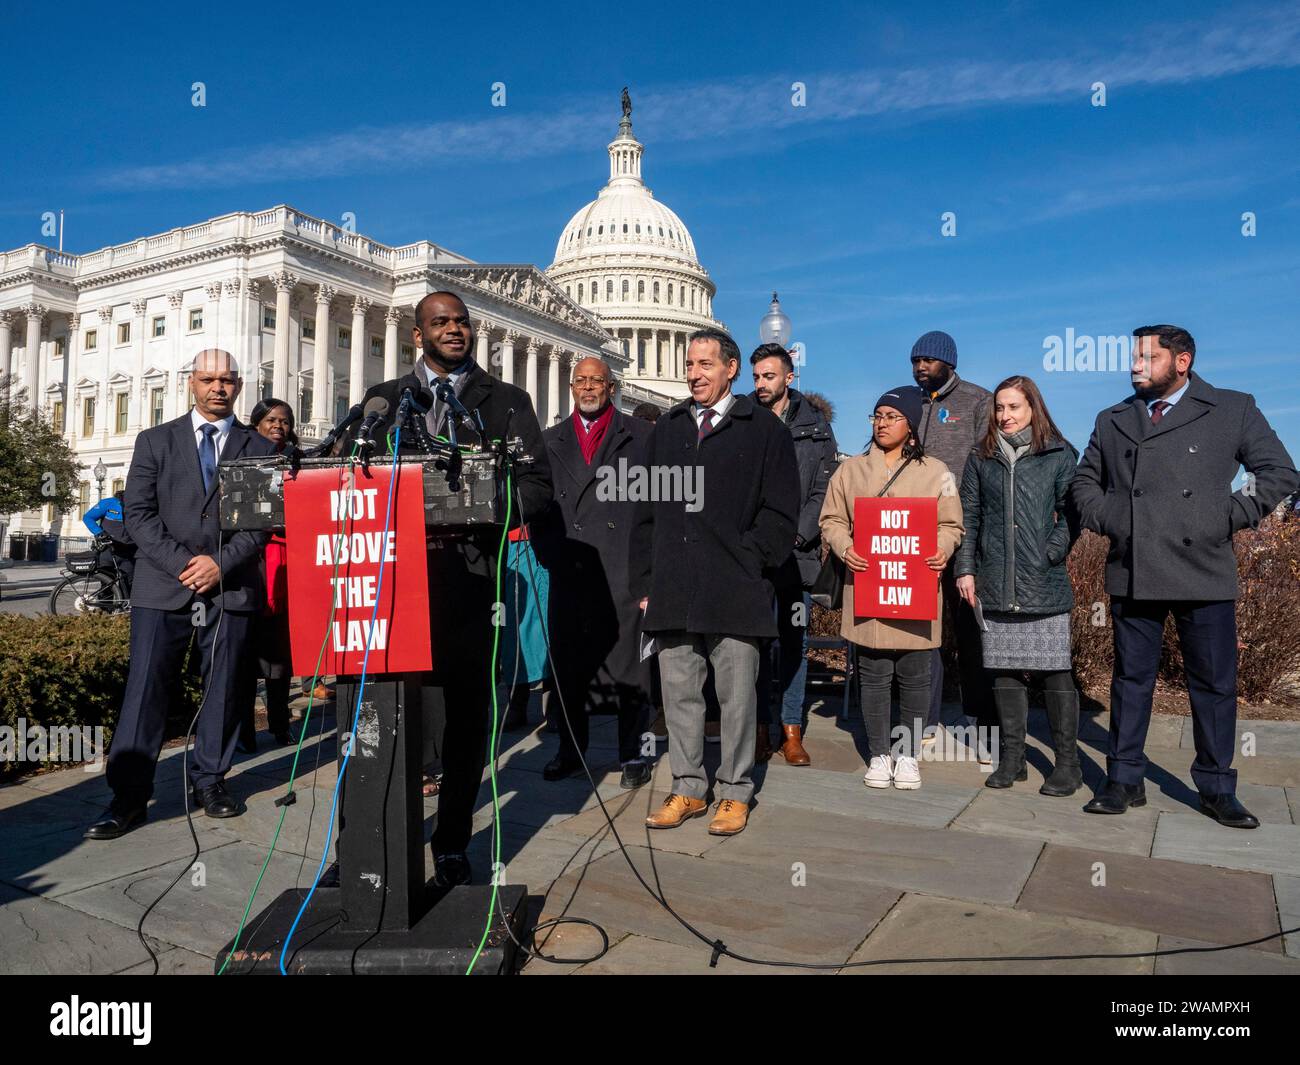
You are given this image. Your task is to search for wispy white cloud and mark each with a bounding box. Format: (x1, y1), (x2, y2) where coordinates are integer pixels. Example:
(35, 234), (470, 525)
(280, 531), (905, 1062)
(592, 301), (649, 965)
(98, 5), (1300, 192)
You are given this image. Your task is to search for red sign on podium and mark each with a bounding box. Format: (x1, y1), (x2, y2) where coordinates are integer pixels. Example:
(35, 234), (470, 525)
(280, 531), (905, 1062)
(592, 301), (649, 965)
(852, 497), (939, 621)
(283, 465), (432, 676)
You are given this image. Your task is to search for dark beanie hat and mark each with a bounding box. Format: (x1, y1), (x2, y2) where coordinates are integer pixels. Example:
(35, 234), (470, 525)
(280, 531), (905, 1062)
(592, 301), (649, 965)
(873, 385), (925, 437)
(910, 330), (957, 368)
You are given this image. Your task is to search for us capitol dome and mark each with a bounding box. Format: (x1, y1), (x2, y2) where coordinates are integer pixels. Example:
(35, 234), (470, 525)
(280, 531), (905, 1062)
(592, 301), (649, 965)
(546, 89), (722, 403)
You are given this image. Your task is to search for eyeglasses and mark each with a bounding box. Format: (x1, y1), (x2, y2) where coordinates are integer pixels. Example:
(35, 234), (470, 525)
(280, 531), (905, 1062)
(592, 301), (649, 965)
(572, 376), (607, 387)
(870, 413), (906, 425)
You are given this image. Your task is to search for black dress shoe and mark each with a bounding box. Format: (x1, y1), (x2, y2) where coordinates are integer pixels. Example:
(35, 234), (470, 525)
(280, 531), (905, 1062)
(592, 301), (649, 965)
(620, 761), (652, 790)
(84, 805), (146, 840)
(432, 852), (472, 889)
(1199, 793), (1260, 829)
(191, 782), (241, 818)
(271, 730), (295, 746)
(543, 753), (583, 782)
(1083, 779), (1147, 815)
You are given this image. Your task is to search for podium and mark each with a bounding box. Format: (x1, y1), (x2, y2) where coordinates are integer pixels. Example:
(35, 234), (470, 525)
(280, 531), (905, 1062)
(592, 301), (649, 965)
(214, 451), (528, 975)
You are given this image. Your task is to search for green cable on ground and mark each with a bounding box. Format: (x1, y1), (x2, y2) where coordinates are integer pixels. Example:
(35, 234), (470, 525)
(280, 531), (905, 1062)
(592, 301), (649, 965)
(217, 447), (360, 974)
(465, 467), (514, 975)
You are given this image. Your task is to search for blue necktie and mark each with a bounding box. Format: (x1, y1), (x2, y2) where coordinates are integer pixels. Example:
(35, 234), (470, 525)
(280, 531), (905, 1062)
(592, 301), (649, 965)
(199, 424), (218, 494)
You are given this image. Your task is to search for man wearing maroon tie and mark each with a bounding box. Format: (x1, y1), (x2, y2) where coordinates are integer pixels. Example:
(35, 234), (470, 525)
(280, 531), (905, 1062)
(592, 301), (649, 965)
(629, 329), (799, 837)
(1071, 325), (1298, 827)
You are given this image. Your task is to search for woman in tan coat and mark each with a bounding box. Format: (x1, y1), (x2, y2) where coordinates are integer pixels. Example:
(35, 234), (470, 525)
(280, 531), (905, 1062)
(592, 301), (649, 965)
(820, 387), (964, 791)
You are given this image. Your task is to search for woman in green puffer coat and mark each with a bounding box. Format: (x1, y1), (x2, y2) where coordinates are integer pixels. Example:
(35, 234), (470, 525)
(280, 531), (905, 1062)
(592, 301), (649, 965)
(954, 375), (1082, 794)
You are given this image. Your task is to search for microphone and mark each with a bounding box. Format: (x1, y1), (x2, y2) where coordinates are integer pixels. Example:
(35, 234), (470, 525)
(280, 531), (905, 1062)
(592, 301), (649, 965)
(307, 402), (364, 457)
(396, 381), (434, 429)
(355, 396), (391, 451)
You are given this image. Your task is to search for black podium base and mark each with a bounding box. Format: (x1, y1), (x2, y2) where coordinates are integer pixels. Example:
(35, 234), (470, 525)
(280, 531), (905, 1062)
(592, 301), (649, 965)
(215, 884), (528, 975)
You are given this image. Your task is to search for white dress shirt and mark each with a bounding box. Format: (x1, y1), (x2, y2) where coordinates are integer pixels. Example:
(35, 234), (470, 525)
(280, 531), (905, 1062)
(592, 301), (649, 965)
(191, 407), (234, 460)
(692, 390), (735, 430)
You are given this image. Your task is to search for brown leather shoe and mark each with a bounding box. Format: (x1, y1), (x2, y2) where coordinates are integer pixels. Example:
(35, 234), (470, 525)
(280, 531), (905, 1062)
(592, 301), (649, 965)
(645, 794), (708, 829)
(780, 725), (811, 766)
(755, 726), (772, 763)
(708, 798), (750, 836)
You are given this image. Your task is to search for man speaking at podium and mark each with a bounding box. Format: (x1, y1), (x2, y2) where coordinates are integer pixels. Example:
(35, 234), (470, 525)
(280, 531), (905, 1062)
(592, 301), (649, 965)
(340, 291), (552, 887)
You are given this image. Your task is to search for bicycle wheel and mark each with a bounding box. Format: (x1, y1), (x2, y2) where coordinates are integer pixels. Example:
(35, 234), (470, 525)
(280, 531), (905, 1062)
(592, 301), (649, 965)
(49, 573), (116, 616)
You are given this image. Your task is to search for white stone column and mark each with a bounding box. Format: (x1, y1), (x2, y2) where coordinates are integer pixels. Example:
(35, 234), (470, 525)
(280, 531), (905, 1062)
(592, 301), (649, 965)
(501, 330), (517, 385)
(270, 270), (296, 401)
(311, 285), (334, 429)
(223, 277), (242, 377)
(348, 296), (370, 407)
(204, 281), (223, 348)
(130, 298), (147, 428)
(474, 319), (491, 370)
(546, 346), (563, 427)
(383, 306), (400, 382)
(0, 311), (13, 396)
(525, 339), (540, 412)
(239, 279), (259, 421)
(165, 293), (183, 422)
(63, 314), (79, 442)
(22, 303), (45, 413)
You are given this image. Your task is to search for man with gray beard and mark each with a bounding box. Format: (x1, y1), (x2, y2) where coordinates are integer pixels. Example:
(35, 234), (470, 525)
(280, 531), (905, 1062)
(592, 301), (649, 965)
(535, 357), (654, 789)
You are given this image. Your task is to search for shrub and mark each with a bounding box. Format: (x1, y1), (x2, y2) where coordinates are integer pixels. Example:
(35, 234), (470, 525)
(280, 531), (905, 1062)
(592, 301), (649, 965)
(0, 613), (203, 777)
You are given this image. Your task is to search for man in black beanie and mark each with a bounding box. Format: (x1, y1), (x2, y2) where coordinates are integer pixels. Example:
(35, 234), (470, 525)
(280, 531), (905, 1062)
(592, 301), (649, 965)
(908, 330), (995, 744)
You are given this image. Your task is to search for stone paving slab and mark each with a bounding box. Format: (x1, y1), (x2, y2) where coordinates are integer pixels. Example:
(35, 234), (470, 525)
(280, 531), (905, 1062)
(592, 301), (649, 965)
(1016, 844), (1282, 950)
(1126, 771), (1294, 825)
(0, 816), (242, 899)
(1181, 717), (1300, 759)
(533, 845), (901, 968)
(1288, 787), (1300, 825)
(1274, 876), (1300, 961)
(707, 804), (1043, 906)
(115, 946), (218, 975)
(545, 783), (737, 859)
(1151, 814), (1300, 877)
(0, 784), (113, 840)
(55, 840), (328, 966)
(0, 882), (172, 975)
(951, 789), (1158, 856)
(569, 932), (823, 975)
(1153, 935), (1300, 975)
(842, 894), (1156, 975)
(749, 762), (978, 829)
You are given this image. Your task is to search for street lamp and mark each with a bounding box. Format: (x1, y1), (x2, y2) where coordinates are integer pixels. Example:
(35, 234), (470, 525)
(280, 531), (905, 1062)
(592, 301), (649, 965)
(758, 291), (792, 348)
(759, 291), (799, 386)
(93, 459), (107, 501)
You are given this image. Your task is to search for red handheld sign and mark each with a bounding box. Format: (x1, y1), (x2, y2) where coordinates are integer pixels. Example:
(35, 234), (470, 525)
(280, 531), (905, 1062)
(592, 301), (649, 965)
(284, 464), (432, 676)
(852, 496), (939, 621)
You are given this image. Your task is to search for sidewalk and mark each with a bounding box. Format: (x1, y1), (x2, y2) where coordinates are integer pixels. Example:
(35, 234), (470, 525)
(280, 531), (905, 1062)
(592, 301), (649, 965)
(1, 690), (1298, 975)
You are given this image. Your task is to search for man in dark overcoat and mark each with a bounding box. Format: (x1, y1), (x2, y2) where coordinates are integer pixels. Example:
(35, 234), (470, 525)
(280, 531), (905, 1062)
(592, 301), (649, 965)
(1071, 324), (1299, 828)
(630, 329), (799, 837)
(534, 356), (654, 790)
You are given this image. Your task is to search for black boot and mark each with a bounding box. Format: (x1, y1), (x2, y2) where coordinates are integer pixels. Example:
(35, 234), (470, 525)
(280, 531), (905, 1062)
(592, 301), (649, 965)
(1040, 686), (1083, 796)
(985, 684), (1028, 788)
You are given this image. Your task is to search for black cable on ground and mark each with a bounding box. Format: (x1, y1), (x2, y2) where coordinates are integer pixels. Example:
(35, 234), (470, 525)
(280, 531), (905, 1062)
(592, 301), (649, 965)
(506, 477), (1300, 971)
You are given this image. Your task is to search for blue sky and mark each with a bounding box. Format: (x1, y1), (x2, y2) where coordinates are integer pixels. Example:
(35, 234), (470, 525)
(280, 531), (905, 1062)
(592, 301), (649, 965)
(3, 0), (1298, 468)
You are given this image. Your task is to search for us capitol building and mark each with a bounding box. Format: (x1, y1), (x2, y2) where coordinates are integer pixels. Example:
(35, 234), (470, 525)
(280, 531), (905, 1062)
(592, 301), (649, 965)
(0, 92), (720, 540)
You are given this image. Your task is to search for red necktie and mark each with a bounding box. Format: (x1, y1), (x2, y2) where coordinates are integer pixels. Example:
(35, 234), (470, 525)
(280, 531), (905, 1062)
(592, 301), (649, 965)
(698, 408), (716, 441)
(1150, 400), (1170, 424)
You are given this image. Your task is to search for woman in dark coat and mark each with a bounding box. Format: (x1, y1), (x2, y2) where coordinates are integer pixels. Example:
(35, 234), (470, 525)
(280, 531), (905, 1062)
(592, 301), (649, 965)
(235, 398), (298, 749)
(954, 376), (1082, 793)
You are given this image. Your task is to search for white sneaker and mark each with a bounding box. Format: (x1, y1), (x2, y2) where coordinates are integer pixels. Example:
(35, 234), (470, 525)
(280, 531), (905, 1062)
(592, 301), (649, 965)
(893, 755), (922, 790)
(864, 755), (894, 788)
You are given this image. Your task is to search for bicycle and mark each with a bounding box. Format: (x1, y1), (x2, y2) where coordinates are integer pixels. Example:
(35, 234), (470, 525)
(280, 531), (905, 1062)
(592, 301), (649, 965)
(48, 536), (132, 616)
